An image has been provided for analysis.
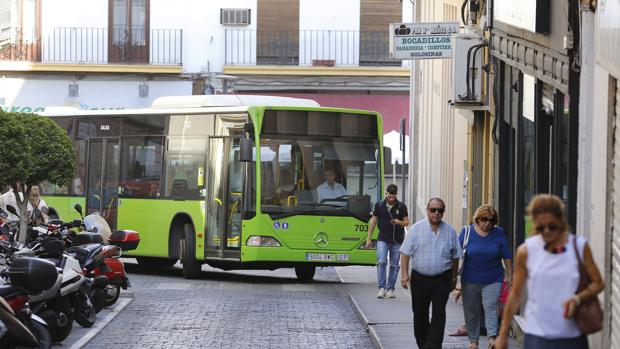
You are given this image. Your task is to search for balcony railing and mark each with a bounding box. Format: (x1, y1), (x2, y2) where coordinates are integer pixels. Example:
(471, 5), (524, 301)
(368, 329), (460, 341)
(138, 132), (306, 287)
(0, 27), (182, 65)
(225, 29), (400, 67)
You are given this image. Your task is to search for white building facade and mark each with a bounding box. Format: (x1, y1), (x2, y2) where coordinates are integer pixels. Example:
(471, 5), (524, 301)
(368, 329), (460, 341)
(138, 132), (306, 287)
(578, 2), (620, 347)
(1, 0), (413, 191)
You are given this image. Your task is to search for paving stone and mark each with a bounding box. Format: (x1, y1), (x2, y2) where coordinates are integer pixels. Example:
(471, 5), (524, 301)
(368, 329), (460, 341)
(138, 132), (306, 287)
(84, 261), (375, 349)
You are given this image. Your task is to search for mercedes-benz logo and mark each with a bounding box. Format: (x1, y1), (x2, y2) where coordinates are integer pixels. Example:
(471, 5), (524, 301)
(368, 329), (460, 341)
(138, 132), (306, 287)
(313, 232), (329, 248)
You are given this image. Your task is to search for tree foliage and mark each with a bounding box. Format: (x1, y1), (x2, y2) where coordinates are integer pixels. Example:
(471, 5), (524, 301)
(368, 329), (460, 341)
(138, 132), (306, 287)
(0, 111), (76, 241)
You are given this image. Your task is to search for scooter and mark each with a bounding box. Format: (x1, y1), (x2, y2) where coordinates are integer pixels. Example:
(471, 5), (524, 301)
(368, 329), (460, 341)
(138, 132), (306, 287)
(0, 255), (57, 349)
(6, 206), (98, 333)
(69, 204), (140, 308)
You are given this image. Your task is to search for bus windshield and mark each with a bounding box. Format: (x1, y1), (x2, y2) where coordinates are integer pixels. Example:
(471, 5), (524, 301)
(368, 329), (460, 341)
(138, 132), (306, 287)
(257, 137), (380, 220)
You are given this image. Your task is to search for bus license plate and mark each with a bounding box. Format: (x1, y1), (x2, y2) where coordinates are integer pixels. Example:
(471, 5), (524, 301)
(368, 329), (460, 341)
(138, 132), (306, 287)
(306, 253), (349, 261)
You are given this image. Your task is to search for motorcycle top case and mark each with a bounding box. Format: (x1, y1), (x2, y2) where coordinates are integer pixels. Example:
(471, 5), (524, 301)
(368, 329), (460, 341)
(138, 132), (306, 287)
(109, 230), (140, 251)
(8, 257), (57, 294)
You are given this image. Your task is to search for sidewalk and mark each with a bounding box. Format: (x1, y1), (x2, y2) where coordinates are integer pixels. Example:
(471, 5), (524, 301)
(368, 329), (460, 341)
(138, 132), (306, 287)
(60, 293), (133, 348)
(335, 266), (520, 349)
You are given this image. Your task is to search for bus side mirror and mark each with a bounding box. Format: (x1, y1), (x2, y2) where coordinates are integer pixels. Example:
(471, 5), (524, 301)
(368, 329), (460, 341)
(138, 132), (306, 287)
(240, 138), (253, 162)
(383, 146), (392, 171)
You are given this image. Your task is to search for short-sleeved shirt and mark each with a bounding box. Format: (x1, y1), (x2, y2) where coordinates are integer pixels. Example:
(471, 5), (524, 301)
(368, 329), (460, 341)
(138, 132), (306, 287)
(373, 199), (408, 244)
(316, 182), (347, 202)
(459, 225), (511, 285)
(400, 219), (462, 276)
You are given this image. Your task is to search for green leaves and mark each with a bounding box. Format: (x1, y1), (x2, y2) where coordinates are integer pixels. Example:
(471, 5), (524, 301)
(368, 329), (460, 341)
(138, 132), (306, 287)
(0, 110), (76, 189)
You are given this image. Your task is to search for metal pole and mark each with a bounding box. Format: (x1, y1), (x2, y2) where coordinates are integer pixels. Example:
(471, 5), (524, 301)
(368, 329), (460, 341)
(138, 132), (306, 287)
(408, 0), (419, 220)
(400, 117), (406, 203)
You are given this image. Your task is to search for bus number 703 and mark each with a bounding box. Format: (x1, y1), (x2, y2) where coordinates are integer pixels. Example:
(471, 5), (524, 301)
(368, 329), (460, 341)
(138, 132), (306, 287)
(355, 225), (369, 232)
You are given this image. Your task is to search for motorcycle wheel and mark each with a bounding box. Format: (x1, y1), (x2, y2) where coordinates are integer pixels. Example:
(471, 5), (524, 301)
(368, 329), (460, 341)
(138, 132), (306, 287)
(29, 319), (52, 349)
(48, 303), (73, 343)
(73, 292), (96, 328)
(104, 284), (121, 307)
(91, 288), (106, 313)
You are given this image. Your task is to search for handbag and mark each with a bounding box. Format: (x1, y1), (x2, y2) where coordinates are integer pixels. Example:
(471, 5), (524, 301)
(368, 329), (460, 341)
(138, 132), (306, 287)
(497, 279), (511, 316)
(457, 225), (471, 276)
(572, 235), (603, 334)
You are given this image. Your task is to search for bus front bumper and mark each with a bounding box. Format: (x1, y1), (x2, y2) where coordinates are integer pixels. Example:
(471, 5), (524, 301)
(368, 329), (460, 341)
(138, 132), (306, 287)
(240, 246), (376, 266)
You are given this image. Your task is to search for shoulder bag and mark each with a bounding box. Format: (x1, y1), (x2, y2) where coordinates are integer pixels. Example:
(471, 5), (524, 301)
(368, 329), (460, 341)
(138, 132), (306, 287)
(572, 235), (603, 334)
(458, 225), (471, 276)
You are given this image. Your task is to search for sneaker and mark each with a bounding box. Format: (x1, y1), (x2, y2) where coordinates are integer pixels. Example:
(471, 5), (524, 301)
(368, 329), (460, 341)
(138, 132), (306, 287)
(386, 289), (396, 298)
(377, 288), (386, 298)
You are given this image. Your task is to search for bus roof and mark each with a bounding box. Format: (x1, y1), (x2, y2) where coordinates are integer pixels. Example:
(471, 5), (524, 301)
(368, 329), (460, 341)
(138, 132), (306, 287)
(151, 95), (321, 108)
(39, 95), (381, 118)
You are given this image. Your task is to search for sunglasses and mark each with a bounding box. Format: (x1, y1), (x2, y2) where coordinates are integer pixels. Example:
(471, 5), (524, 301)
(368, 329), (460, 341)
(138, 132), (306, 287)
(535, 224), (560, 233)
(428, 208), (445, 214)
(479, 217), (496, 223)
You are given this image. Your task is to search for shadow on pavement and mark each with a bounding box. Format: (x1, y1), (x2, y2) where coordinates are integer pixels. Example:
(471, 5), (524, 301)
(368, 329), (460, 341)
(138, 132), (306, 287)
(123, 259), (341, 285)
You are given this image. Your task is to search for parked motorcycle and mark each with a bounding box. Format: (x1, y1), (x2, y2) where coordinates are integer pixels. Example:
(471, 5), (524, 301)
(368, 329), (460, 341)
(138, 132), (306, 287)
(70, 204), (140, 307)
(0, 254), (57, 349)
(5, 206), (97, 334)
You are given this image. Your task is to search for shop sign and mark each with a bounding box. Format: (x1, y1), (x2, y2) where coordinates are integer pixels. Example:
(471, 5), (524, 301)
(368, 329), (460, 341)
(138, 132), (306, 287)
(389, 22), (460, 60)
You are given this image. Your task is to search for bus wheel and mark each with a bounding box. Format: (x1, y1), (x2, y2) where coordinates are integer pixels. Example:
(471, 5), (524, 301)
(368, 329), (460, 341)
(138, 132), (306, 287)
(136, 257), (177, 268)
(294, 266), (316, 282)
(180, 223), (202, 279)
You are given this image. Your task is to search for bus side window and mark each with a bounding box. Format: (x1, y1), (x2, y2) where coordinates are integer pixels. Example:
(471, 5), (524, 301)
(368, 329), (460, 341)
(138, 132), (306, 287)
(119, 137), (163, 198)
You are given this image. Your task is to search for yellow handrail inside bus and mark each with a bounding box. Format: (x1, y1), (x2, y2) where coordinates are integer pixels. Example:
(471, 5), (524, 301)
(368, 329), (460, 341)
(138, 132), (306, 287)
(287, 195), (298, 207)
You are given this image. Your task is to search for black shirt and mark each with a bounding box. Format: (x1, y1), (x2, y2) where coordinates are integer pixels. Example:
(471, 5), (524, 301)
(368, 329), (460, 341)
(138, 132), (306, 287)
(373, 199), (408, 244)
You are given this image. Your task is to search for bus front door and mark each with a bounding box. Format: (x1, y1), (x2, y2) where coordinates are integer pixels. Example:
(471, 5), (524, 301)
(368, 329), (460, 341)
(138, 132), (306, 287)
(205, 137), (243, 259)
(86, 139), (120, 230)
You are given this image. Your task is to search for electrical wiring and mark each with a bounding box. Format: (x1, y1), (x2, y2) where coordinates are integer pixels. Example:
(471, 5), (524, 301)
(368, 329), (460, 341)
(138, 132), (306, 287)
(461, 0), (469, 25)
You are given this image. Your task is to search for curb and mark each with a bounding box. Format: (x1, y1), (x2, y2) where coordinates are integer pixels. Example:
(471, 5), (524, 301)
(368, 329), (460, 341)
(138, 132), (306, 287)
(335, 267), (383, 349)
(68, 297), (133, 349)
(367, 325), (385, 349)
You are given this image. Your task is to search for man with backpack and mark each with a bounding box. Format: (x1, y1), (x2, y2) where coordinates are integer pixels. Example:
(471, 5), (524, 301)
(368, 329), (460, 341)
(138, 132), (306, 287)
(365, 184), (409, 299)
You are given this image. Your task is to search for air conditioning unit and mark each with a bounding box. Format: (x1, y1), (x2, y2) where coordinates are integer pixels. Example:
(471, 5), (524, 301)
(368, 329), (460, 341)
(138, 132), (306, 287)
(451, 33), (486, 107)
(220, 8), (251, 26)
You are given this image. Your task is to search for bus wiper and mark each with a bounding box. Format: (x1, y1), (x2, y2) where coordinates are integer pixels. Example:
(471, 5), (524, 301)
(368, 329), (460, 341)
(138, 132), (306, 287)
(298, 203), (370, 222)
(269, 212), (302, 219)
(341, 208), (371, 223)
(297, 202), (343, 208)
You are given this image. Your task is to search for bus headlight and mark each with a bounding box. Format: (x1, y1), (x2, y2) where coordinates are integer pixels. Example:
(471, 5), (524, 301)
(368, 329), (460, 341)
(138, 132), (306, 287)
(246, 236), (281, 247)
(358, 239), (377, 249)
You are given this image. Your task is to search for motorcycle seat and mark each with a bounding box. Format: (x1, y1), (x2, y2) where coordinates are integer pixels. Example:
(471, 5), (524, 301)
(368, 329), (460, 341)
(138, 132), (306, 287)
(72, 232), (104, 246)
(0, 284), (24, 298)
(66, 246), (90, 266)
(41, 257), (64, 268)
(82, 243), (103, 254)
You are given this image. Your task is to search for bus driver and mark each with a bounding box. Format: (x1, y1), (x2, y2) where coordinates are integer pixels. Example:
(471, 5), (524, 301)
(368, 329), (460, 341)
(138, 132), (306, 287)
(316, 169), (347, 203)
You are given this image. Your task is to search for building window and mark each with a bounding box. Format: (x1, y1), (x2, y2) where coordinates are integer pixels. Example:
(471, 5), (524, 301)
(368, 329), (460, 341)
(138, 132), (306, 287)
(109, 0), (150, 63)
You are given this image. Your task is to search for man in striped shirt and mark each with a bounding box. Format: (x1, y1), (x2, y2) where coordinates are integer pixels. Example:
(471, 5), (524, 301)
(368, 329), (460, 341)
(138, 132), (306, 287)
(400, 197), (461, 349)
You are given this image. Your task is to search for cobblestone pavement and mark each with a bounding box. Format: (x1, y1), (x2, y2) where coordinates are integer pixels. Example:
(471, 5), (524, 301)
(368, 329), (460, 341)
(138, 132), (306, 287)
(84, 260), (375, 349)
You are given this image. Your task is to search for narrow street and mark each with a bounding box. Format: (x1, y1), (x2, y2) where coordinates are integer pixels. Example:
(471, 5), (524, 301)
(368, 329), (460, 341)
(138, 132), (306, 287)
(85, 261), (375, 349)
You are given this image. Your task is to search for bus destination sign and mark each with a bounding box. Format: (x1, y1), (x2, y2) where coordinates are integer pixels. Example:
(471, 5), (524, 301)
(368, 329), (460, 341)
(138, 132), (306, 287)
(389, 22), (460, 60)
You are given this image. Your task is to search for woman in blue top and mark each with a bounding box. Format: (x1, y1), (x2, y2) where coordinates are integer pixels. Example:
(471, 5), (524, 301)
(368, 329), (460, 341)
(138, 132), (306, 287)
(454, 205), (512, 349)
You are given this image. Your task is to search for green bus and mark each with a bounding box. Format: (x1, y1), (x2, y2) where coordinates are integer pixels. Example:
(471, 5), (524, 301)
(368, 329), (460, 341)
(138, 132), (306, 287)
(41, 95), (387, 280)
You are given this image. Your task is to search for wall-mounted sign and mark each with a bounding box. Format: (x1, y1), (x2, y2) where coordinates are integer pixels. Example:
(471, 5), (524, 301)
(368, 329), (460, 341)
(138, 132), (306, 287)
(494, 0), (550, 34)
(389, 22), (460, 60)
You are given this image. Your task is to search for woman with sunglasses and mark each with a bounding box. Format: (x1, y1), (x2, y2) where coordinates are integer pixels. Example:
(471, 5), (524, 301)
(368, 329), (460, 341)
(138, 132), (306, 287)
(454, 205), (511, 349)
(495, 194), (604, 349)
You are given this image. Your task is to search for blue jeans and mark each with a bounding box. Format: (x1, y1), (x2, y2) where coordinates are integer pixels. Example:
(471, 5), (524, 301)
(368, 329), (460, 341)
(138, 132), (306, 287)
(376, 240), (401, 290)
(462, 282), (502, 341)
